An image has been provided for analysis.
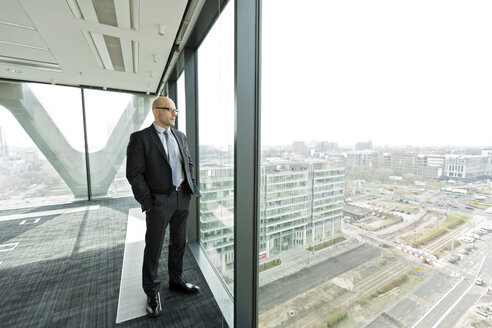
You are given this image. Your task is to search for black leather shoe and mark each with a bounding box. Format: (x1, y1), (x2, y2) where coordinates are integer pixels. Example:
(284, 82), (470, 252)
(169, 279), (200, 294)
(146, 292), (162, 317)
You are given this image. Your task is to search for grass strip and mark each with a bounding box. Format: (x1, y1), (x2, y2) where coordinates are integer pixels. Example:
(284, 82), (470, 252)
(307, 236), (346, 252)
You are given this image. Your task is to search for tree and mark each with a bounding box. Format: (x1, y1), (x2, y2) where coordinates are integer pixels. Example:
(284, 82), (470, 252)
(403, 173), (416, 184)
(375, 168), (393, 182)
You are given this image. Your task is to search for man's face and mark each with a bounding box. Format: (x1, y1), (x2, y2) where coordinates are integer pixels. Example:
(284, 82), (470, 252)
(153, 98), (177, 129)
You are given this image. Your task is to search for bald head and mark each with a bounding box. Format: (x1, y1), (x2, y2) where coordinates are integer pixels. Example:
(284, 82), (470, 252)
(152, 96), (177, 129)
(152, 96), (174, 109)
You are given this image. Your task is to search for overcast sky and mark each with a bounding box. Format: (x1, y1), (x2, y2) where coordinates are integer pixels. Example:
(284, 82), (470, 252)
(1, 0), (491, 150)
(260, 0), (492, 147)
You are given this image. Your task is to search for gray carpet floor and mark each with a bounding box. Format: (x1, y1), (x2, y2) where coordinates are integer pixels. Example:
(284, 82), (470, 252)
(0, 197), (228, 328)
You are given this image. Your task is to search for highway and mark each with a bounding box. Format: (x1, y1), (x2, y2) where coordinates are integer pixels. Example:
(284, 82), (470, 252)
(384, 233), (492, 327)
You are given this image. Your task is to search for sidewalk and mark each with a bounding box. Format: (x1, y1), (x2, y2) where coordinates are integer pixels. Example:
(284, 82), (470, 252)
(259, 237), (363, 287)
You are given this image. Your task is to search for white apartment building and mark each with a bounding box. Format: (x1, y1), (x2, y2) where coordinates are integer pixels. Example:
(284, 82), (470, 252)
(199, 160), (345, 270)
(444, 154), (490, 179)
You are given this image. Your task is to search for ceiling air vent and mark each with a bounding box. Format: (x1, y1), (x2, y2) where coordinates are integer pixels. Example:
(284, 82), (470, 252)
(69, 0), (138, 73)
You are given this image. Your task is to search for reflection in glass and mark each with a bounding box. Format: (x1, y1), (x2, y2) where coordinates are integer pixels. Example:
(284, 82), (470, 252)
(0, 82), (85, 209)
(84, 89), (152, 197)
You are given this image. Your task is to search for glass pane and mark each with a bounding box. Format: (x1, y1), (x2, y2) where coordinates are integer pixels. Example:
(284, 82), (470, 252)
(0, 81), (86, 209)
(259, 1), (492, 328)
(28, 83), (85, 151)
(177, 72), (186, 133)
(83, 89), (152, 197)
(198, 1), (234, 294)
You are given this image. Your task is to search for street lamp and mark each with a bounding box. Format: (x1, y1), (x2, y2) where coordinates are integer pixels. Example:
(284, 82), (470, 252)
(413, 219), (417, 244)
(306, 248), (314, 265)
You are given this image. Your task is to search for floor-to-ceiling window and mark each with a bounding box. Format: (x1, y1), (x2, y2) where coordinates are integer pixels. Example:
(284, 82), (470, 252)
(197, 1), (235, 293)
(176, 72), (187, 134)
(83, 89), (151, 198)
(258, 1), (492, 327)
(0, 82), (86, 210)
(0, 80), (154, 209)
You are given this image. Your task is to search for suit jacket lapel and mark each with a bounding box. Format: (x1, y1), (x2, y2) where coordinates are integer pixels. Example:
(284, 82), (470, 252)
(148, 125), (169, 164)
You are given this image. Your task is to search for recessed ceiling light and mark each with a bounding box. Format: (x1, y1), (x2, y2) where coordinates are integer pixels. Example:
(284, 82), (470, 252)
(6, 68), (22, 73)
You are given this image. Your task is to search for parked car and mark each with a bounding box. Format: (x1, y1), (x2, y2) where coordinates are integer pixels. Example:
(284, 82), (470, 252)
(459, 249), (468, 255)
(449, 254), (461, 263)
(460, 237), (475, 243)
(475, 278), (484, 286)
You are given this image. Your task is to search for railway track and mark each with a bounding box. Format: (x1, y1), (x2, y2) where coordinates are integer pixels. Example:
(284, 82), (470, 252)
(355, 261), (411, 296)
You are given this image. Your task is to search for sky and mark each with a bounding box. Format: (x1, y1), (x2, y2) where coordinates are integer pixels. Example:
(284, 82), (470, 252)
(260, 0), (492, 147)
(1, 0), (491, 149)
(0, 84), (137, 152)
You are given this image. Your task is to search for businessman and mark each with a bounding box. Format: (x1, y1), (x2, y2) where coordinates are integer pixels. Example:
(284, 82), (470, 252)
(126, 96), (201, 317)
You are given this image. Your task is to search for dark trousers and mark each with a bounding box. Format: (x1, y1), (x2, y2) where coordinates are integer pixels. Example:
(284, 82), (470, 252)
(142, 189), (191, 296)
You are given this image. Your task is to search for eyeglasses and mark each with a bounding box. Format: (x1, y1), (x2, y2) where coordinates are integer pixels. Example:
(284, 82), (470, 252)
(155, 107), (179, 114)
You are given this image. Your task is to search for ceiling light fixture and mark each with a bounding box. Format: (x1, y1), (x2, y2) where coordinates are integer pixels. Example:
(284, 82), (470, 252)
(0, 40), (48, 51)
(0, 20), (36, 30)
(0, 56), (62, 72)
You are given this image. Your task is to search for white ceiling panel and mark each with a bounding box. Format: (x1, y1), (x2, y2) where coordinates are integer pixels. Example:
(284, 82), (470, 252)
(0, 44), (55, 63)
(0, 0), (194, 93)
(0, 25), (48, 48)
(0, 0), (35, 27)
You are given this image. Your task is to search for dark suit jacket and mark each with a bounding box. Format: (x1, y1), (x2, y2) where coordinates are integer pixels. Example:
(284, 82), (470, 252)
(126, 124), (201, 212)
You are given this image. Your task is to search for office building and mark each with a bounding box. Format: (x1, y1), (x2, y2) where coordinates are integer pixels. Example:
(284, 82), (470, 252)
(199, 160), (345, 274)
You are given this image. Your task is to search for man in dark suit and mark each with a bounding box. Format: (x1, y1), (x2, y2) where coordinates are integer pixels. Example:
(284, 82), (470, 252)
(126, 96), (201, 318)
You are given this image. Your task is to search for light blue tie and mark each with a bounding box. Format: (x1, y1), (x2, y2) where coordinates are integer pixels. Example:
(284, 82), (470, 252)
(164, 129), (182, 187)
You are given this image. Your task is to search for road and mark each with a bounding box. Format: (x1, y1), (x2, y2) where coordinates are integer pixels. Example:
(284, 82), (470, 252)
(258, 243), (380, 312)
(382, 233), (492, 327)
